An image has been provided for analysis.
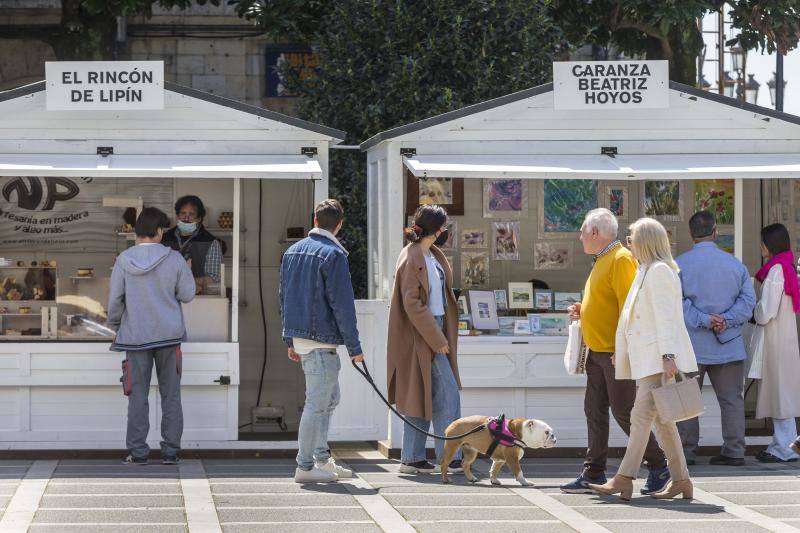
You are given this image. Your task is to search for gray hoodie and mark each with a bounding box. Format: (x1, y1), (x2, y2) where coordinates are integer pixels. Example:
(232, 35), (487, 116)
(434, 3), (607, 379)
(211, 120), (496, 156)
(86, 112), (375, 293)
(107, 243), (196, 351)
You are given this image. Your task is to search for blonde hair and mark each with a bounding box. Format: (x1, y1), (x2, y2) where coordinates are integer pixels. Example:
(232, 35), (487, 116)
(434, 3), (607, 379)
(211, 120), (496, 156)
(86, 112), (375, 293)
(629, 217), (679, 271)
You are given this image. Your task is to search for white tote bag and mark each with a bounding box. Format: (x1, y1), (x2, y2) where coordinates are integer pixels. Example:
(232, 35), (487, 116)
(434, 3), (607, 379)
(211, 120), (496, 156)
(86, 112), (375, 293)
(744, 323), (765, 380)
(564, 320), (587, 375)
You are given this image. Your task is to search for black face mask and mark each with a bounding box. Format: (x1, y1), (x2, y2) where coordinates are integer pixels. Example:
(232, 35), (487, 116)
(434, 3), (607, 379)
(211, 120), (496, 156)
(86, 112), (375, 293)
(433, 229), (449, 247)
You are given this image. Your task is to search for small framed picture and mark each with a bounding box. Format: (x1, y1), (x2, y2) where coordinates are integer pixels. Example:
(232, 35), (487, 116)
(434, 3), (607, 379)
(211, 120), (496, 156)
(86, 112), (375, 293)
(458, 320), (471, 336)
(498, 317), (516, 336)
(527, 314), (542, 334)
(514, 319), (532, 335)
(493, 289), (508, 311)
(468, 290), (500, 330)
(534, 289), (554, 310)
(461, 228), (487, 249)
(508, 282), (534, 309)
(604, 184), (629, 221)
(554, 292), (582, 311)
(539, 314), (570, 335)
(457, 295), (469, 317)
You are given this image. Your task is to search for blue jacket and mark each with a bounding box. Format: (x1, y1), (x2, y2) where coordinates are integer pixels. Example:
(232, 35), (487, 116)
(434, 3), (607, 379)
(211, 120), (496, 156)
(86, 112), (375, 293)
(279, 229), (362, 356)
(676, 241), (756, 365)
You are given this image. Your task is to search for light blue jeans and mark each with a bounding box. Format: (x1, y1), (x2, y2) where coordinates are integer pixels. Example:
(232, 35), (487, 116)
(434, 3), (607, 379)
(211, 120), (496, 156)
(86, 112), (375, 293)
(401, 317), (462, 463)
(767, 418), (800, 461)
(296, 348), (341, 471)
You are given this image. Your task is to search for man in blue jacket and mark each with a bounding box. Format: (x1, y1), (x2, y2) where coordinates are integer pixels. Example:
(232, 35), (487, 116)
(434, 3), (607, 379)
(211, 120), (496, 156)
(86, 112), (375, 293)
(280, 199), (364, 483)
(108, 207), (196, 466)
(676, 211), (756, 466)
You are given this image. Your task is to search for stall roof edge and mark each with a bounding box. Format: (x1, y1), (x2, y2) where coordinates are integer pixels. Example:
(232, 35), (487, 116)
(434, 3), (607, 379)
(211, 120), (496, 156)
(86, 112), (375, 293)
(359, 80), (800, 151)
(0, 80), (347, 142)
(359, 83), (554, 151)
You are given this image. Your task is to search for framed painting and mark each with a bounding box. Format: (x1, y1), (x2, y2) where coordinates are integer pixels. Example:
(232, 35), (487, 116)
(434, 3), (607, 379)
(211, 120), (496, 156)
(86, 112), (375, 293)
(508, 282), (534, 309)
(405, 168), (464, 216)
(642, 180), (684, 221)
(492, 221), (520, 261)
(468, 290), (500, 330)
(534, 241), (573, 270)
(603, 184), (629, 221)
(461, 228), (487, 249)
(715, 232), (735, 254)
(461, 251), (489, 287)
(694, 179), (734, 226)
(483, 179), (528, 218)
(538, 179), (598, 238)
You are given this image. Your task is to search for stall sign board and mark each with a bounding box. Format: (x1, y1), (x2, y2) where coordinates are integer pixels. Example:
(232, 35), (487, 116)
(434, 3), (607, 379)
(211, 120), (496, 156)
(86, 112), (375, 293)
(553, 60), (668, 110)
(45, 61), (164, 110)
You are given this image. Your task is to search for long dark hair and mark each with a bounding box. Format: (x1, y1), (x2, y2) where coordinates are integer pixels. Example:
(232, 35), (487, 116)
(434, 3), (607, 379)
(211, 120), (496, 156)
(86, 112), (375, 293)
(761, 223), (791, 256)
(404, 204), (448, 243)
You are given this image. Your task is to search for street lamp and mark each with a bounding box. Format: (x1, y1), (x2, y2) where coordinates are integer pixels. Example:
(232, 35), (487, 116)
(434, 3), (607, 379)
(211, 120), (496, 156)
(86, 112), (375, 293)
(723, 71), (736, 98)
(730, 44), (746, 72)
(767, 72), (788, 108)
(745, 74), (760, 105)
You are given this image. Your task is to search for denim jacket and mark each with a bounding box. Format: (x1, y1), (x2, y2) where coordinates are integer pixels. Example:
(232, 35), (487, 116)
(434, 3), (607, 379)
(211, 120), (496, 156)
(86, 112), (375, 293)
(279, 229), (362, 356)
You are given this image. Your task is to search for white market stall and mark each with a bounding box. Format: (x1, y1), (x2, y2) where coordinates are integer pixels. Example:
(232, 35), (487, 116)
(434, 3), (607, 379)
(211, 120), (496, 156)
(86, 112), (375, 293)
(0, 61), (389, 450)
(362, 60), (800, 453)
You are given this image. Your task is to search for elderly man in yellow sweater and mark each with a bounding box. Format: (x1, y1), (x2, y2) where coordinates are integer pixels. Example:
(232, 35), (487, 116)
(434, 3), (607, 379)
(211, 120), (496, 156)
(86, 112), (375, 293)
(560, 208), (669, 495)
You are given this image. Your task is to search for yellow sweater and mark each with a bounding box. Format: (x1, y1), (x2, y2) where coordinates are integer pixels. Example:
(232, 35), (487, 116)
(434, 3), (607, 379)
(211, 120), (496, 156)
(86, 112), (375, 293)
(581, 243), (638, 353)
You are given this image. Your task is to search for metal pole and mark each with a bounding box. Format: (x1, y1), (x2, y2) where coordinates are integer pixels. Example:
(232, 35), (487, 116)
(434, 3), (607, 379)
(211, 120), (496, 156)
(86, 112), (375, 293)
(718, 9), (725, 96)
(776, 53), (784, 112)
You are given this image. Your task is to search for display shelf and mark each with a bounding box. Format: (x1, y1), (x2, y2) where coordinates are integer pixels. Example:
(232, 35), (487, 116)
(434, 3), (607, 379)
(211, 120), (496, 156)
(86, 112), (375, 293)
(0, 313), (43, 317)
(69, 276), (96, 281)
(0, 300), (56, 304)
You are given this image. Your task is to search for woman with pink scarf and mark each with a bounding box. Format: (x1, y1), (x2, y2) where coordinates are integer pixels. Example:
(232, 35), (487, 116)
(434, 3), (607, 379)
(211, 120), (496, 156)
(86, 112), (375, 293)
(753, 223), (800, 462)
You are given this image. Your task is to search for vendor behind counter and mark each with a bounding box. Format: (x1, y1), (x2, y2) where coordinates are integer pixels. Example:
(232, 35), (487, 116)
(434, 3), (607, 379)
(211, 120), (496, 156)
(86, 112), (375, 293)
(161, 195), (225, 295)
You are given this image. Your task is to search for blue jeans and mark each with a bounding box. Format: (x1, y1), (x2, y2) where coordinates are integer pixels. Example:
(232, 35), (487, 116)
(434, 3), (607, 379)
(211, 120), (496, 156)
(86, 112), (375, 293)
(296, 348), (341, 470)
(401, 317), (462, 463)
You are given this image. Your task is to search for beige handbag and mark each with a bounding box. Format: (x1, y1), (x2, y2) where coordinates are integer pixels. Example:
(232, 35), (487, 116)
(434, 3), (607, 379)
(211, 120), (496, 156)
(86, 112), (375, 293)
(564, 320), (588, 375)
(652, 372), (704, 424)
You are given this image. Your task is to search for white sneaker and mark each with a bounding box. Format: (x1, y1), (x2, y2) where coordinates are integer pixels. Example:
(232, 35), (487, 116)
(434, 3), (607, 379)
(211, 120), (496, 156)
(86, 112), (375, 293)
(316, 458), (353, 479)
(294, 465), (338, 483)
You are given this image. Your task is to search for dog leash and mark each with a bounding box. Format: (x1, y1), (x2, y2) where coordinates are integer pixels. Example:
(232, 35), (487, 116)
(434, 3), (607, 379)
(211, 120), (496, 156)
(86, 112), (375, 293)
(351, 359), (525, 448)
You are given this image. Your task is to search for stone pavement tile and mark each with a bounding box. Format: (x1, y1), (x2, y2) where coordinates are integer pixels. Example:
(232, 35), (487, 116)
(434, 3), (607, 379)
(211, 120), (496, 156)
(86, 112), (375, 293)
(203, 460), (296, 466)
(709, 492), (800, 505)
(32, 509), (185, 523)
(410, 522), (574, 533)
(211, 482), (350, 494)
(0, 461), (33, 467)
(204, 472), (296, 479)
(377, 484), (511, 493)
(221, 524), (380, 533)
(46, 482), (182, 494)
(382, 494), (531, 507)
(216, 507), (371, 522)
(573, 505), (740, 521)
(28, 526), (186, 533)
(203, 465), (296, 474)
(396, 506), (557, 521)
(54, 466), (179, 475)
(752, 505), (800, 518)
(694, 480), (800, 491)
(38, 495), (185, 508)
(549, 492), (724, 508)
(212, 493), (357, 506)
(598, 521), (768, 533)
(50, 474), (180, 480)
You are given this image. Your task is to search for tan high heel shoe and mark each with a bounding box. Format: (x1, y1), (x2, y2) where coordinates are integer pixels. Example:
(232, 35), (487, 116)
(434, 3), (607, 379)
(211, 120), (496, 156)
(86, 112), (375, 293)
(587, 474), (634, 501)
(651, 479), (693, 499)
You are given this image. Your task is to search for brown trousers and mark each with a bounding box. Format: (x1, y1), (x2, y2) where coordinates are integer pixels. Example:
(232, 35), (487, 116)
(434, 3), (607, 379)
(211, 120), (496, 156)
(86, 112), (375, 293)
(583, 350), (666, 475)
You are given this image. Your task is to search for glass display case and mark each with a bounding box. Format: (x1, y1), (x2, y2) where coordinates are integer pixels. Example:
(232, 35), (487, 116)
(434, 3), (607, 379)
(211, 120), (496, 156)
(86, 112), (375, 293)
(56, 271), (115, 340)
(0, 266), (58, 339)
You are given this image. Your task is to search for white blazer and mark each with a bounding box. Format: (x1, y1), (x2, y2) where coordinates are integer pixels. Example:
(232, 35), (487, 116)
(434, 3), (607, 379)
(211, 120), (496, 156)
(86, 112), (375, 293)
(615, 261), (698, 381)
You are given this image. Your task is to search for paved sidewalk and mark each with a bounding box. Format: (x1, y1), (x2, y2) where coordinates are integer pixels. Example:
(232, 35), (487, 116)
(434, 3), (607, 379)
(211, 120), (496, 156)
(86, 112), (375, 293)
(0, 451), (797, 532)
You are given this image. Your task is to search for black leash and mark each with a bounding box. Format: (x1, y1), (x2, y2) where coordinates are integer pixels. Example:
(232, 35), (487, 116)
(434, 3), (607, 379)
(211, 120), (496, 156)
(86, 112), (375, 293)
(351, 359), (524, 448)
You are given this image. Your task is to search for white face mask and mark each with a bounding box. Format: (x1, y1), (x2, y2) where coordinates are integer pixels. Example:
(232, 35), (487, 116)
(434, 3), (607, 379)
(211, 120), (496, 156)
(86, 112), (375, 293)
(177, 221), (198, 234)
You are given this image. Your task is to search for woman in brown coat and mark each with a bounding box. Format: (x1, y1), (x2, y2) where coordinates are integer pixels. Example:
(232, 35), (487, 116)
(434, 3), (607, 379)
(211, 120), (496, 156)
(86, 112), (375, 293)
(387, 205), (463, 474)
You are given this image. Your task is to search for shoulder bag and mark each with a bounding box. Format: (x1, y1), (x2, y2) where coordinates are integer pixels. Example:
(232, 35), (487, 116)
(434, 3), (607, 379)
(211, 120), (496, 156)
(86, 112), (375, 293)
(564, 320), (588, 375)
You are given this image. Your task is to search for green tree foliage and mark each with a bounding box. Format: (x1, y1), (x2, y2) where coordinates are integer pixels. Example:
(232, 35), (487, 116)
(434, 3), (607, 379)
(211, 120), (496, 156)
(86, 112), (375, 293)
(0, 0), (219, 60)
(545, 0), (800, 84)
(231, 0), (564, 297)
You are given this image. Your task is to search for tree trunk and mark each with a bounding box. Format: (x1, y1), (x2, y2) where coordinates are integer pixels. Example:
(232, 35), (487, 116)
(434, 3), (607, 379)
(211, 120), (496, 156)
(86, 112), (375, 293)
(641, 26), (703, 85)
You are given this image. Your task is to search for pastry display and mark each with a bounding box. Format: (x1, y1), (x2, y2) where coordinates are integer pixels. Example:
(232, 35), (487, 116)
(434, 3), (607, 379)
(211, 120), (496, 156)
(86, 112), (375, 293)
(217, 211), (233, 229)
(19, 306), (31, 314)
(77, 268), (94, 278)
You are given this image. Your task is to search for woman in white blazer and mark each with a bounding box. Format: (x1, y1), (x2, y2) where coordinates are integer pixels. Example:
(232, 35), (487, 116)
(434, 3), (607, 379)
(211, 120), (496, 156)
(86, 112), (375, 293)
(589, 217), (698, 501)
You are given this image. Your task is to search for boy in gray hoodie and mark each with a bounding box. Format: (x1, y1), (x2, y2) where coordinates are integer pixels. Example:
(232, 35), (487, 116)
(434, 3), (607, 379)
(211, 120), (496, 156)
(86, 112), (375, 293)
(108, 207), (196, 465)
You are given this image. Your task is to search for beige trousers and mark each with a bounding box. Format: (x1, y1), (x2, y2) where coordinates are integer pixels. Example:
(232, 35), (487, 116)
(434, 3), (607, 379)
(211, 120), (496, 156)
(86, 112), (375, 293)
(617, 374), (690, 481)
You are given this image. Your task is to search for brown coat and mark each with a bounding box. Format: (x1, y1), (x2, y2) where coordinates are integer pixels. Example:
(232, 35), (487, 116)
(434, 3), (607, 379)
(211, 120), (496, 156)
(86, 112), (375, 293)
(387, 242), (461, 420)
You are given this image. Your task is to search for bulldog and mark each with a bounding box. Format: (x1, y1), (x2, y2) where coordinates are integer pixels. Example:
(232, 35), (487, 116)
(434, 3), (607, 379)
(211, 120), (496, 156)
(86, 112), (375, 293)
(439, 415), (557, 486)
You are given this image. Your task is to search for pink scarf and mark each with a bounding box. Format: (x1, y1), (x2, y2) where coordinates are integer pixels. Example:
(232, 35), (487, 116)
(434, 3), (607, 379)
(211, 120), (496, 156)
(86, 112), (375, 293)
(755, 250), (800, 313)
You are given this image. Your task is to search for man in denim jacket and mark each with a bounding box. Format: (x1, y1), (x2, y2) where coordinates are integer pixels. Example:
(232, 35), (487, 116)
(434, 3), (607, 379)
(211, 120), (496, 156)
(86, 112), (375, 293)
(280, 199), (364, 483)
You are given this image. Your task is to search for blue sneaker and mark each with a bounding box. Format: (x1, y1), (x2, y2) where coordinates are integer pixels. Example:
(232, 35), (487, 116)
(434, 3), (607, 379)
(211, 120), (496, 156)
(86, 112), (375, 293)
(641, 466), (670, 494)
(560, 471), (607, 493)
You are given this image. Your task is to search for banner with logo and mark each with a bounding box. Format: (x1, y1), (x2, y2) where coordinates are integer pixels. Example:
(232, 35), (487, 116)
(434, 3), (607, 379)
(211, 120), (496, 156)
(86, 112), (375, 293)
(0, 176), (172, 252)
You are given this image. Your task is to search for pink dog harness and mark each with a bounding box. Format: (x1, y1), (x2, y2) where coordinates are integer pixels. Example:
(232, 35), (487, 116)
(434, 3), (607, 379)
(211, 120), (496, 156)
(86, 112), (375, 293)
(485, 414), (521, 456)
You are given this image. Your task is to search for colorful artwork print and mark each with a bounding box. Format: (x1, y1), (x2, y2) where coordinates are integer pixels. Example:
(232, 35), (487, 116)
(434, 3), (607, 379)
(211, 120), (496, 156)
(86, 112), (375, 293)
(715, 233), (735, 254)
(609, 187), (625, 217)
(508, 282), (534, 309)
(483, 179), (527, 217)
(539, 314), (569, 335)
(498, 317), (516, 336)
(494, 289), (508, 311)
(643, 180), (681, 220)
(534, 242), (572, 270)
(694, 180), (734, 225)
(492, 221), (520, 261)
(461, 228), (487, 248)
(554, 292), (582, 311)
(461, 252), (489, 287)
(419, 178), (453, 205)
(541, 180), (598, 233)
